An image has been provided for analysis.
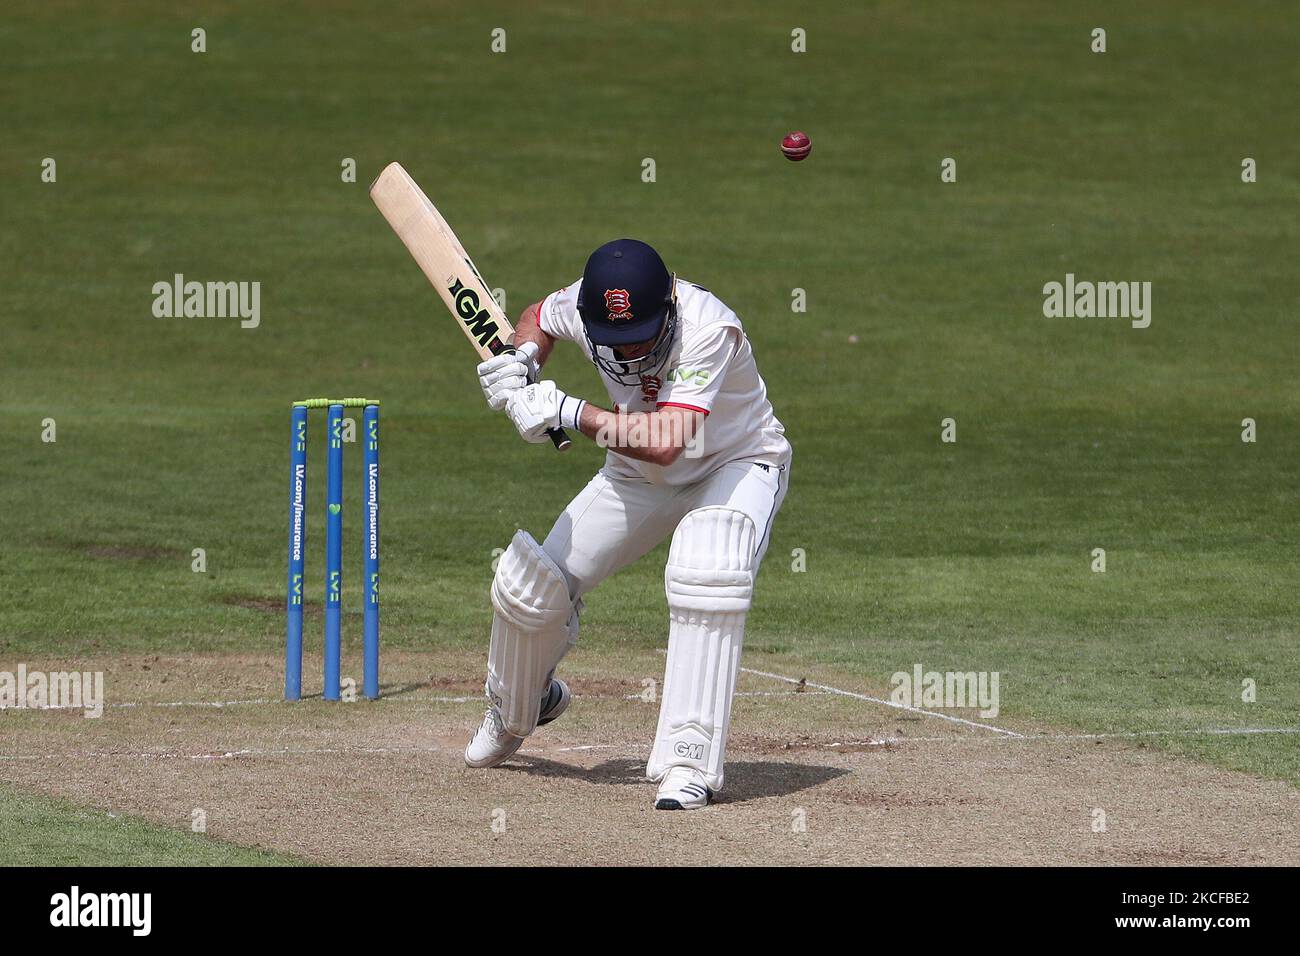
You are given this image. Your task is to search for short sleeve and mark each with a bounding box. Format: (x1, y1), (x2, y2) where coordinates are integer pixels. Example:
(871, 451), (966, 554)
(538, 279), (584, 343)
(654, 324), (736, 415)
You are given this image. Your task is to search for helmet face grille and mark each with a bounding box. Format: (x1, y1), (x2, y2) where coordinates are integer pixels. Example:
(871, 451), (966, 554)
(586, 299), (678, 387)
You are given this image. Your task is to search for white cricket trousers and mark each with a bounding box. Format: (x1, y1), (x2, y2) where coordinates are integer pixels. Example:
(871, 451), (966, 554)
(542, 458), (790, 602)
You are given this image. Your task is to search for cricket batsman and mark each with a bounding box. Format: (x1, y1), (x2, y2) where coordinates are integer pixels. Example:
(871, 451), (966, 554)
(464, 238), (791, 810)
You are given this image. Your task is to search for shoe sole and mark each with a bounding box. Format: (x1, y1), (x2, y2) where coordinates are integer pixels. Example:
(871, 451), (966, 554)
(463, 748), (520, 769)
(463, 735), (524, 769)
(654, 794), (711, 811)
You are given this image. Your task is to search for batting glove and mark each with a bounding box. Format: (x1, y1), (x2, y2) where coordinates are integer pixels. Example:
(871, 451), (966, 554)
(477, 342), (540, 411)
(506, 381), (586, 443)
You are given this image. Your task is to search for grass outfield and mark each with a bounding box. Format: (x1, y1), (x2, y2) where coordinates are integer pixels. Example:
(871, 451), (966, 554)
(1, 1), (1297, 862)
(0, 784), (299, 866)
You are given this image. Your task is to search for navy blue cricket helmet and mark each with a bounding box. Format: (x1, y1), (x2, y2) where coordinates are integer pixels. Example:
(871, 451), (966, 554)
(577, 239), (678, 384)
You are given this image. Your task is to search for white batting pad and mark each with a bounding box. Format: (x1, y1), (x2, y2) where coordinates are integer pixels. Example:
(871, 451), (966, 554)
(488, 530), (578, 736)
(648, 507), (757, 791)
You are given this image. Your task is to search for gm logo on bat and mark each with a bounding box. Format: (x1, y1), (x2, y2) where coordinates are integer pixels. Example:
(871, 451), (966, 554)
(447, 277), (503, 352)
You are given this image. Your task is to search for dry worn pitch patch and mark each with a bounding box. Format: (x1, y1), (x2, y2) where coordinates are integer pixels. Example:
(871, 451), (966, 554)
(2, 650), (1297, 865)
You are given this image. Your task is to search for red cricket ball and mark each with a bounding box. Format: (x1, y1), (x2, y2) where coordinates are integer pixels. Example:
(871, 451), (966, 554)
(781, 130), (812, 161)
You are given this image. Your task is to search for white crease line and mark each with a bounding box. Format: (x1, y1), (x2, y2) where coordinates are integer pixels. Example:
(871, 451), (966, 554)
(825, 727), (1300, 748)
(625, 690), (827, 700)
(0, 695), (502, 711)
(1023, 727), (1300, 741)
(0, 742), (636, 762)
(1, 727), (1293, 764)
(0, 745), (455, 762)
(3, 696), (484, 710)
(739, 666), (1024, 737)
(0, 689), (831, 713)
(1, 699), (278, 711)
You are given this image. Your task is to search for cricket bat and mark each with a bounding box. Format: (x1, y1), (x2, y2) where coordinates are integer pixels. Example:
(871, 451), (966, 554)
(369, 162), (571, 450)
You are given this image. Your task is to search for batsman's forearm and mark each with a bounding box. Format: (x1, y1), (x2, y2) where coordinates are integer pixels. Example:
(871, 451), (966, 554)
(577, 405), (687, 466)
(510, 303), (555, 368)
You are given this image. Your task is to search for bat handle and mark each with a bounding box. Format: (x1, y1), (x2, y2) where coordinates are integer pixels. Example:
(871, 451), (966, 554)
(504, 345), (571, 452)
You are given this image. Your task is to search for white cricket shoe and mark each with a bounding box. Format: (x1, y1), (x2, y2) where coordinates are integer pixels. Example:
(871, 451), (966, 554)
(654, 766), (713, 810)
(464, 678), (570, 768)
(464, 705), (522, 768)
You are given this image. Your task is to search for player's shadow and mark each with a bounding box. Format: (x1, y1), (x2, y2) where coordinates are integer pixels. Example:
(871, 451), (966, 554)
(504, 756), (847, 803)
(721, 760), (850, 804)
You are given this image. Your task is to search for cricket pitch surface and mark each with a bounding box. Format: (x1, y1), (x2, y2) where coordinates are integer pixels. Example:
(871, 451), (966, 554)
(2, 650), (1296, 866)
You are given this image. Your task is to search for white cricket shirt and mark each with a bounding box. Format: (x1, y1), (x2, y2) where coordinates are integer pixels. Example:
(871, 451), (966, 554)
(540, 278), (791, 485)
